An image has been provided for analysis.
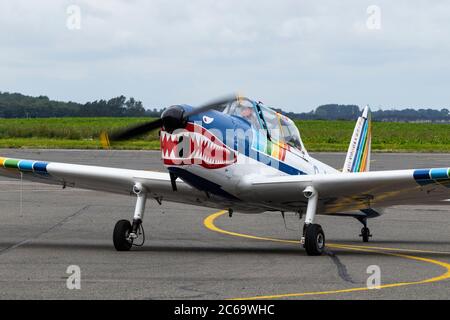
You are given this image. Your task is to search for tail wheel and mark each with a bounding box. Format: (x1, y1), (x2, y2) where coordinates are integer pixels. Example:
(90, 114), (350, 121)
(304, 224), (325, 256)
(361, 227), (371, 243)
(113, 220), (133, 251)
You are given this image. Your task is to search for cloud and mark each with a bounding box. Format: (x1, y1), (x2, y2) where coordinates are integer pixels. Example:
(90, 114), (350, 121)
(1, 0), (450, 111)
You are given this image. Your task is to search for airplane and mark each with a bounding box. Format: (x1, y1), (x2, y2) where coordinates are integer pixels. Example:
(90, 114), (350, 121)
(0, 95), (449, 256)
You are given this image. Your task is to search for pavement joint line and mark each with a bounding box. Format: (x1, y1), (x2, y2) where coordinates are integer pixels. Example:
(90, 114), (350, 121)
(203, 210), (450, 300)
(0, 205), (90, 256)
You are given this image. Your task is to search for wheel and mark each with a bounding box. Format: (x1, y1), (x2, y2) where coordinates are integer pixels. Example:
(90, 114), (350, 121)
(303, 224), (325, 256)
(361, 227), (371, 243)
(113, 220), (133, 251)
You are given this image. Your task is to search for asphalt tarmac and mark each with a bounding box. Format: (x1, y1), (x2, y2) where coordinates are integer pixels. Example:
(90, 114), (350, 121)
(0, 149), (449, 299)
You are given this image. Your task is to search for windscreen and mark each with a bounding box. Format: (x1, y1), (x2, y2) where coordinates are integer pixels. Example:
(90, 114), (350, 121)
(259, 105), (306, 152)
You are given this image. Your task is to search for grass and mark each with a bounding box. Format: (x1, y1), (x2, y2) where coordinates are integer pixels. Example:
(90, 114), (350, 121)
(0, 117), (160, 150)
(298, 120), (450, 152)
(0, 138), (160, 150)
(0, 117), (448, 152)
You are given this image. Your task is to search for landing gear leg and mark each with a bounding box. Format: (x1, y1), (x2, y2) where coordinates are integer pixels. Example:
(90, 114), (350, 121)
(301, 186), (325, 256)
(357, 217), (372, 243)
(113, 183), (147, 251)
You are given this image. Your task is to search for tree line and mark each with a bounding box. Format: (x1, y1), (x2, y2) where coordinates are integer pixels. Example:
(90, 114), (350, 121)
(0, 92), (160, 118)
(1, 92), (449, 122)
(275, 104), (450, 122)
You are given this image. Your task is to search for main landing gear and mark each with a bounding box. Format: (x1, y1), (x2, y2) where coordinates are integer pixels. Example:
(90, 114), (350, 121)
(301, 186), (325, 256)
(113, 183), (147, 251)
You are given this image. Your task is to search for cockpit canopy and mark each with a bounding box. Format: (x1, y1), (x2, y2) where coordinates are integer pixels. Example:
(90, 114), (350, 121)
(223, 98), (262, 129)
(223, 98), (307, 153)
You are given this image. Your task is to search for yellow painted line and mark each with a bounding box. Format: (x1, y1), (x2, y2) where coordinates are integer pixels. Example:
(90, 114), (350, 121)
(204, 211), (450, 255)
(329, 243), (450, 255)
(204, 210), (298, 245)
(204, 210), (450, 300)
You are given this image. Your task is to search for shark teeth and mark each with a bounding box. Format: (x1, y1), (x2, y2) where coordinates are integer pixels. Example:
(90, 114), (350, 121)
(161, 129), (236, 166)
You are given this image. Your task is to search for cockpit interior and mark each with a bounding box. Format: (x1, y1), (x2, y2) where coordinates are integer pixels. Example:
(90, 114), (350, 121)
(223, 98), (306, 153)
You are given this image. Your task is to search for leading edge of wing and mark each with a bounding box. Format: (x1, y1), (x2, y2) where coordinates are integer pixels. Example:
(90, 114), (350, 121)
(252, 167), (450, 187)
(251, 169), (415, 187)
(0, 156), (245, 211)
(247, 168), (450, 208)
(0, 155), (175, 193)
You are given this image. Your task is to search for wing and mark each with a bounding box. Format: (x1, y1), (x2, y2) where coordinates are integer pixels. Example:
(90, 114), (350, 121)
(0, 156), (229, 209)
(244, 168), (450, 214)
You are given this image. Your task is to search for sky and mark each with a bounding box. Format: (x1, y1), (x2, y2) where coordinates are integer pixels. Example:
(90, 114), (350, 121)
(1, 0), (450, 112)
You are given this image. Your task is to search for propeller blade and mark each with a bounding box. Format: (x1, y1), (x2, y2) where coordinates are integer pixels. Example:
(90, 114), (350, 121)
(100, 94), (239, 147)
(100, 131), (111, 149)
(105, 118), (163, 145)
(183, 94), (239, 118)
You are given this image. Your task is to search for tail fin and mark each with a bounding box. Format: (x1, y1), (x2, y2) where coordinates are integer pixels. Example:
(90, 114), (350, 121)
(342, 106), (372, 173)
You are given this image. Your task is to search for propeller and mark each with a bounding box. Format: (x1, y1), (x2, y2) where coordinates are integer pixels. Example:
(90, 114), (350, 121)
(100, 94), (238, 148)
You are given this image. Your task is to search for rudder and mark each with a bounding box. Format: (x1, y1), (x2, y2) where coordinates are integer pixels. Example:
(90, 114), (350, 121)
(343, 106), (372, 173)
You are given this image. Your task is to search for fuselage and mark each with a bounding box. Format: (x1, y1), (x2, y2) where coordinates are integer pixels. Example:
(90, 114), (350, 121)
(160, 100), (338, 209)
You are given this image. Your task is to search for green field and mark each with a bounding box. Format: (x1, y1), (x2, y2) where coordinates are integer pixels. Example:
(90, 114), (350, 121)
(0, 117), (448, 152)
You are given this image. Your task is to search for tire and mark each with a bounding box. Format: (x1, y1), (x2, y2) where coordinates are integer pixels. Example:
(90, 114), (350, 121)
(304, 224), (325, 256)
(113, 220), (133, 251)
(361, 227), (370, 243)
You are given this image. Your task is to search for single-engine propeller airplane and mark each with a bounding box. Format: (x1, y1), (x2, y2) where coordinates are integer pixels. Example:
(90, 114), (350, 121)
(0, 95), (449, 255)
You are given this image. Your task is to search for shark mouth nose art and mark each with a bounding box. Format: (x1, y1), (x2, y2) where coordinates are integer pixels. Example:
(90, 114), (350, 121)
(161, 123), (237, 169)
